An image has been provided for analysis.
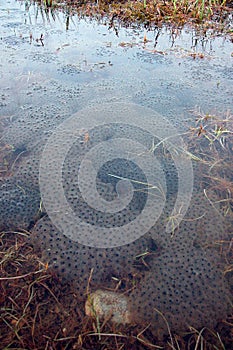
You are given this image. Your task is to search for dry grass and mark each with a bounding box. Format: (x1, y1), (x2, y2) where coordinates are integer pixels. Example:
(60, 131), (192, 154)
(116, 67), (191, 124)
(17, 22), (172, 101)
(185, 109), (233, 219)
(0, 230), (232, 349)
(36, 0), (233, 34)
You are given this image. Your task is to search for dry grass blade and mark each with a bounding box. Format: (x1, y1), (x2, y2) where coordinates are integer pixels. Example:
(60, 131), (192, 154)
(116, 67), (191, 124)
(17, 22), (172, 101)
(136, 324), (163, 348)
(87, 332), (128, 338)
(0, 268), (47, 280)
(193, 327), (205, 350)
(153, 307), (174, 349)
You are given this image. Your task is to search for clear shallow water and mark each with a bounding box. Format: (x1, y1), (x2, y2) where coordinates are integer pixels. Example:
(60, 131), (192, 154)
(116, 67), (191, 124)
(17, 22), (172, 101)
(0, 0), (232, 119)
(0, 0), (232, 336)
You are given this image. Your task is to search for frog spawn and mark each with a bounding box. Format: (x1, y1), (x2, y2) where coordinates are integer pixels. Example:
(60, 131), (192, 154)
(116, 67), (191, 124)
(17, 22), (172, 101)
(0, 106), (231, 335)
(30, 189), (231, 336)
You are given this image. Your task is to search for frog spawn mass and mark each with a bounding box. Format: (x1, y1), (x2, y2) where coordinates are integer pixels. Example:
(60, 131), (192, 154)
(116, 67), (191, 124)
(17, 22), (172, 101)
(0, 105), (231, 336)
(30, 190), (231, 336)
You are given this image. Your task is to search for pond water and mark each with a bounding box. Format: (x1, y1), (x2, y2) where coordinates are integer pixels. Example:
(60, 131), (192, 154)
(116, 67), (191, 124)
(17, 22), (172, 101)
(1, 0), (232, 118)
(0, 0), (232, 337)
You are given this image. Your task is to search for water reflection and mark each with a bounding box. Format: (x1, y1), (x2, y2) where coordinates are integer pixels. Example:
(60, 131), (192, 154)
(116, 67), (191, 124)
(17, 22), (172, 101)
(20, 0), (232, 56)
(0, 1), (231, 121)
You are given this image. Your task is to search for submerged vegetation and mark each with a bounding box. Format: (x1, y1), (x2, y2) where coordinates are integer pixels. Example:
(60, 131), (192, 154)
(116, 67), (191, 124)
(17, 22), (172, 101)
(186, 109), (233, 219)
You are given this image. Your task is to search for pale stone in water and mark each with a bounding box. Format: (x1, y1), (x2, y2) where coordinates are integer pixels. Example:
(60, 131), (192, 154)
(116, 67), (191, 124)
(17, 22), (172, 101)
(85, 290), (131, 324)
